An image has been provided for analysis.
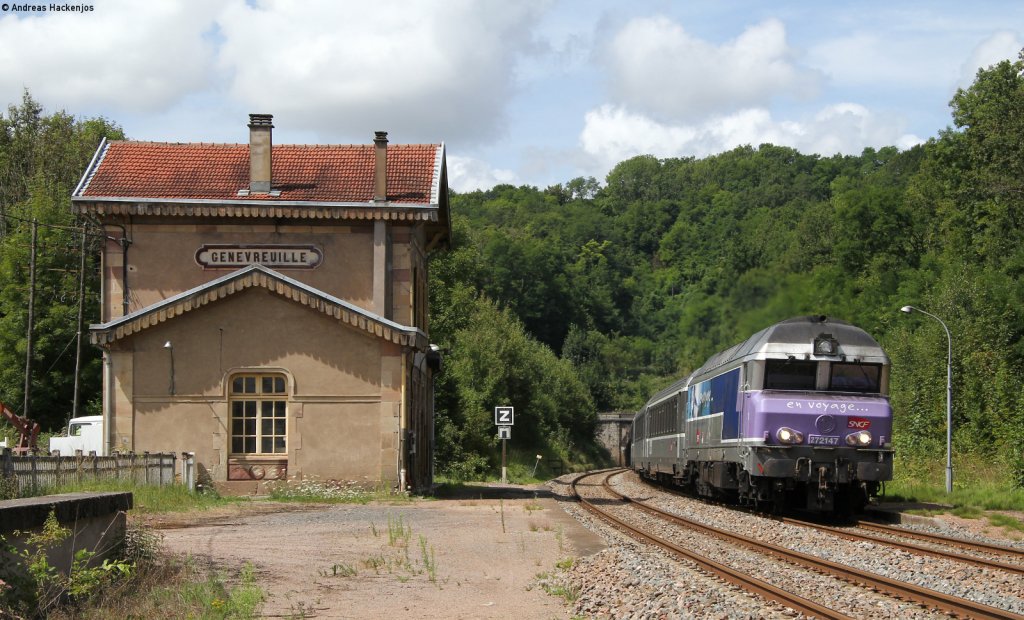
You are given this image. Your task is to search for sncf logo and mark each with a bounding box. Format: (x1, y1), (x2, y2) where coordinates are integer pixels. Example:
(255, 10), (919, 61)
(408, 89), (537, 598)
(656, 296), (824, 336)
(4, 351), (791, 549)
(848, 417), (871, 429)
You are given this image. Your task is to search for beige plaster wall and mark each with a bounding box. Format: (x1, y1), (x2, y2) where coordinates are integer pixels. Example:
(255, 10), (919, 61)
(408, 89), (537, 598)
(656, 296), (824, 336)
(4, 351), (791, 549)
(389, 225), (427, 327)
(108, 286), (403, 483)
(102, 218), (375, 321)
(296, 401), (397, 482)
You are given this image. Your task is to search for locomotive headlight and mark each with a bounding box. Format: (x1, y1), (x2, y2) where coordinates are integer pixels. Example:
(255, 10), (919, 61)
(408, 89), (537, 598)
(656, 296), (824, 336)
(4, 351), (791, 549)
(776, 427), (804, 444)
(813, 333), (839, 356)
(845, 430), (873, 447)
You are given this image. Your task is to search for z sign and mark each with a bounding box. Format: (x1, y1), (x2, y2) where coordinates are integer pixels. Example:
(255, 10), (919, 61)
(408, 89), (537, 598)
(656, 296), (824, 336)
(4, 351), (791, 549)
(495, 406), (514, 426)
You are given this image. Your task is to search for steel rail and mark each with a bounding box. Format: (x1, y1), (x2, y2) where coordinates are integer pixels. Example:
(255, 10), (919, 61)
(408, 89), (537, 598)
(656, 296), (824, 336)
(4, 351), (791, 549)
(854, 519), (1024, 560)
(779, 517), (1024, 576)
(606, 471), (1024, 620)
(634, 471), (1023, 571)
(569, 470), (854, 620)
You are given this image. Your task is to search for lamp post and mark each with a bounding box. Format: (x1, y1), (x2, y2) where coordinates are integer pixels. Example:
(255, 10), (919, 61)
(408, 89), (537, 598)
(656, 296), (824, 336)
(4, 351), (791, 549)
(900, 305), (953, 493)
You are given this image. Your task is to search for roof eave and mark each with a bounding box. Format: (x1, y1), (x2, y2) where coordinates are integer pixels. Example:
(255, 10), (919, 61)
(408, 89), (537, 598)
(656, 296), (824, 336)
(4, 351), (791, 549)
(72, 138), (110, 198)
(71, 195), (440, 210)
(424, 144), (452, 251)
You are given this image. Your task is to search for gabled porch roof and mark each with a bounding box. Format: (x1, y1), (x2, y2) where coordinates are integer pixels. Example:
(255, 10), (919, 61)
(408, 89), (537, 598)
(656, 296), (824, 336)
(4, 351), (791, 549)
(90, 264), (428, 350)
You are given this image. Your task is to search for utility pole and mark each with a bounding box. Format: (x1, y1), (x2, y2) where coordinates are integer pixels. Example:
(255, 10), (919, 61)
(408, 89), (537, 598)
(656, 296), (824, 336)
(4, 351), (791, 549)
(23, 219), (37, 418)
(72, 227), (87, 419)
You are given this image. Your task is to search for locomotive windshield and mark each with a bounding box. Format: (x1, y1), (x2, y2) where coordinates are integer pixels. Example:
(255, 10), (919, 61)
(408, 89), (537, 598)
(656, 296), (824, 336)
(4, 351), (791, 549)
(829, 362), (881, 393)
(764, 359), (816, 390)
(763, 359), (883, 393)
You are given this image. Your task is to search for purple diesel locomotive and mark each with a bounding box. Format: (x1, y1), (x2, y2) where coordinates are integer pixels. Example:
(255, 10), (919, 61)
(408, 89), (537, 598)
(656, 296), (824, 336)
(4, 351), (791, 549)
(631, 315), (893, 514)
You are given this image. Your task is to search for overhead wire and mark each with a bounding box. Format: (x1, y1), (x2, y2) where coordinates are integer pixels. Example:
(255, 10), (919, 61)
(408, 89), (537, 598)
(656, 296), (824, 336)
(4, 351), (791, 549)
(0, 211), (112, 239)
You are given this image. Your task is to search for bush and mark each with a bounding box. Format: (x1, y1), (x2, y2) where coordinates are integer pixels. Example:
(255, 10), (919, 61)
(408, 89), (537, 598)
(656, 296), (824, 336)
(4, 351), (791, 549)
(0, 510), (134, 618)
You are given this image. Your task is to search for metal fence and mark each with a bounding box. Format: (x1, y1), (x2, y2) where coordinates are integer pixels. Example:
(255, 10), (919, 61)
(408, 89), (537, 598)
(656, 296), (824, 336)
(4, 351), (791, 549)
(1, 450), (179, 496)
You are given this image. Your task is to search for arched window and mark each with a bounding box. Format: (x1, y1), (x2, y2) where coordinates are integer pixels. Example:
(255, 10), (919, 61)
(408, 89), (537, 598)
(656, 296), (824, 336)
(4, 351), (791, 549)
(230, 374), (287, 455)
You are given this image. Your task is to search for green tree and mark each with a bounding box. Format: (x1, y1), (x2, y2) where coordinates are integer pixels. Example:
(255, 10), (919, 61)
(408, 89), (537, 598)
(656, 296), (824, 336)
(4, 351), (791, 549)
(433, 297), (596, 479)
(0, 92), (124, 430)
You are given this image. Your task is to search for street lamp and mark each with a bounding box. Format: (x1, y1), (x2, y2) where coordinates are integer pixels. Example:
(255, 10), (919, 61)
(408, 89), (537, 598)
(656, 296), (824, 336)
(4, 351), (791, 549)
(900, 305), (953, 493)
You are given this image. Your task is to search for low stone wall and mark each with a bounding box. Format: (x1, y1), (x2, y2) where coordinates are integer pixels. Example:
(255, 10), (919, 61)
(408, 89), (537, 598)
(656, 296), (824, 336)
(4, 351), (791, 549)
(0, 492), (133, 577)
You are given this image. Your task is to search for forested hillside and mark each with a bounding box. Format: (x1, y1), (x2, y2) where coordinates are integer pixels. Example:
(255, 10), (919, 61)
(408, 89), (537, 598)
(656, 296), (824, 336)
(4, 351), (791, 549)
(431, 55), (1024, 486)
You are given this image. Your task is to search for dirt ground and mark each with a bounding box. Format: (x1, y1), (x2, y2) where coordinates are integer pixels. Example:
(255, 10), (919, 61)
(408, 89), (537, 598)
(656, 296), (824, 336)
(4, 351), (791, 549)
(143, 485), (604, 619)
(138, 486), (1023, 619)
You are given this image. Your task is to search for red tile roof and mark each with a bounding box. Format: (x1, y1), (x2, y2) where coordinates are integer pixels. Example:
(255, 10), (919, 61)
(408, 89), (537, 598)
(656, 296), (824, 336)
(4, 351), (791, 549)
(76, 141), (442, 205)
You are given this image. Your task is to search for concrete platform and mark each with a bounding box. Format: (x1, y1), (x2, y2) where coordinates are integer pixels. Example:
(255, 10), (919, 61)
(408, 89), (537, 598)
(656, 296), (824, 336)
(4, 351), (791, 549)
(864, 501), (952, 528)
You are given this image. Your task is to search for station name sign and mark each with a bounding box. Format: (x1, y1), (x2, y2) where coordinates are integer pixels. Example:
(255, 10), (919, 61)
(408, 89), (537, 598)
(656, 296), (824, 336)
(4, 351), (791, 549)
(195, 244), (323, 269)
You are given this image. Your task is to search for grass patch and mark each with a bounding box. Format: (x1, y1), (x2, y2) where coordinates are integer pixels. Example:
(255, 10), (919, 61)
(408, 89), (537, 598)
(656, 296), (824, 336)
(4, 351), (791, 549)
(365, 513), (444, 586)
(431, 479), (472, 497)
(46, 555), (264, 619)
(882, 459), (1024, 512)
(419, 535), (437, 582)
(987, 513), (1024, 534)
(881, 479), (1024, 512)
(883, 459), (1024, 535)
(320, 563), (357, 578)
(31, 479), (244, 513)
(951, 505), (983, 519)
(168, 561), (264, 619)
(533, 571), (579, 603)
(386, 514), (412, 548)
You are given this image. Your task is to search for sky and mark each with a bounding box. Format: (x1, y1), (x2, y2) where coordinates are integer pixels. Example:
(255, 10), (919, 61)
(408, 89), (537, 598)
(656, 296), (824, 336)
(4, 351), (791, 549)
(0, 1), (1021, 193)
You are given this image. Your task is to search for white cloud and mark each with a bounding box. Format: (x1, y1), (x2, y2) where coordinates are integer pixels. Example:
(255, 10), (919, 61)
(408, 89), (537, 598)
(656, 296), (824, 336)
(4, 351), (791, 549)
(216, 0), (548, 145)
(579, 103), (922, 175)
(604, 17), (820, 123)
(810, 27), (1021, 92)
(957, 31), (1022, 88)
(809, 32), (951, 88)
(446, 155), (519, 193)
(0, 1), (218, 112)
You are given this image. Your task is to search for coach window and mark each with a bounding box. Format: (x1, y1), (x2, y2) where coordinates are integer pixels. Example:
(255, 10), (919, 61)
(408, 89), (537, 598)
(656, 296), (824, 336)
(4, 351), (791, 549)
(230, 374), (287, 455)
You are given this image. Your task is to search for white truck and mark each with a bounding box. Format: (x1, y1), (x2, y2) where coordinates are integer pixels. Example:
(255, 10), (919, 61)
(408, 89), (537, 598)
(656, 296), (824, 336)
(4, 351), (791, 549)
(49, 415), (104, 456)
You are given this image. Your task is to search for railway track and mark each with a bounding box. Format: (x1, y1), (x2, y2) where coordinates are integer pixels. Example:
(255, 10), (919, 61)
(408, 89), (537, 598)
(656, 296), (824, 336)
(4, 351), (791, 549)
(634, 467), (1024, 575)
(570, 469), (855, 620)
(574, 469), (1024, 620)
(778, 516), (1024, 576)
(854, 519), (1024, 561)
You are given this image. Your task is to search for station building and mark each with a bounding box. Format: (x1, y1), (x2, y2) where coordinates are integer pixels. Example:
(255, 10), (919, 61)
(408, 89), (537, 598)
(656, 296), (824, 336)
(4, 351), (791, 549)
(71, 115), (449, 493)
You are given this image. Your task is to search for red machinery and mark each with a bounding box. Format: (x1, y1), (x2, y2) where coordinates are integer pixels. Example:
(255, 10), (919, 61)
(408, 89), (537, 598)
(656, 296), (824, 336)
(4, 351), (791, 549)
(0, 402), (40, 454)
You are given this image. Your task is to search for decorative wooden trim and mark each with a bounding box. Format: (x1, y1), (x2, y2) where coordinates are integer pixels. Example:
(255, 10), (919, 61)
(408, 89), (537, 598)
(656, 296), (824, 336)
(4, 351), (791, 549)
(72, 200), (441, 222)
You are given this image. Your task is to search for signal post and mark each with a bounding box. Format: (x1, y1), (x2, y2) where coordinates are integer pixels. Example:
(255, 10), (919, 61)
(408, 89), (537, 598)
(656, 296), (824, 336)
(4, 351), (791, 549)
(495, 406), (513, 483)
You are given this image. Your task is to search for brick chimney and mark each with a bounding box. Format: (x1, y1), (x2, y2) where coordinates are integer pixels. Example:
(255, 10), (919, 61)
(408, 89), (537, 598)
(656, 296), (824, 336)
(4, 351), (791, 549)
(373, 131), (388, 202)
(248, 114), (274, 194)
